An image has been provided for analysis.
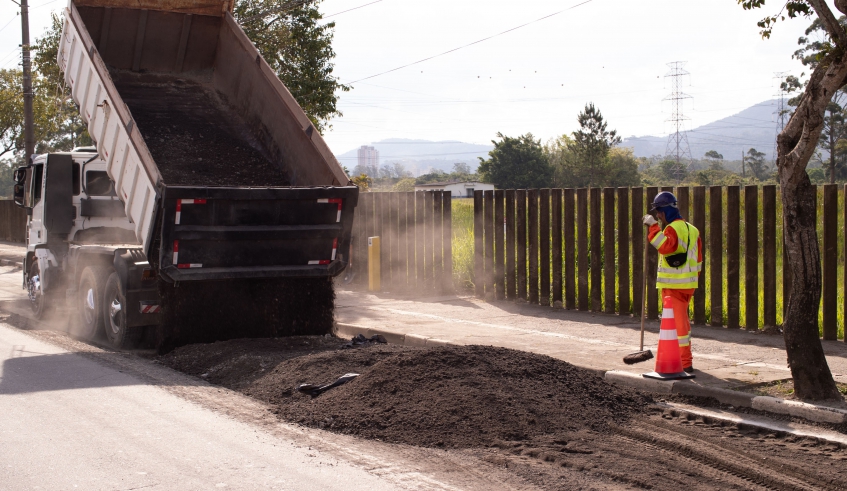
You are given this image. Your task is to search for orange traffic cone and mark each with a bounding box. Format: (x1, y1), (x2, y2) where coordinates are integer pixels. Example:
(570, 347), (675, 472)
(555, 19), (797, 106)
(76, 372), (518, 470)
(643, 296), (695, 380)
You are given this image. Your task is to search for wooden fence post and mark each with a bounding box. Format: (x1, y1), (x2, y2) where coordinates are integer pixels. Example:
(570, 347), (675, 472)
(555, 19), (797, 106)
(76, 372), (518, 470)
(405, 192), (415, 289)
(483, 190), (495, 298)
(539, 189), (551, 306)
(442, 193), (452, 293)
(823, 183), (838, 340)
(646, 186), (659, 319)
(476, 192), (486, 296)
(505, 190), (516, 299)
(552, 189), (563, 307)
(362, 193), (374, 289)
(744, 185), (759, 330)
(762, 185), (777, 329)
(577, 188), (588, 310)
(433, 191), (443, 293)
(425, 191), (435, 291)
(590, 188), (602, 312)
(676, 186), (689, 224)
(394, 192), (406, 288)
(516, 190), (527, 301)
(726, 186), (740, 328)
(603, 188), (615, 314)
(564, 189), (576, 310)
(528, 189), (539, 304)
(709, 186), (723, 327)
(631, 187), (644, 317)
(691, 186), (707, 324)
(617, 187), (630, 315)
(494, 190), (505, 300)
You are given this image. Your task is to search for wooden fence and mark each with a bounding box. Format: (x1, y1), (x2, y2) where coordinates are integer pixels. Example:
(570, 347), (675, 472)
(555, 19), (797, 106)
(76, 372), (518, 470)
(350, 191), (453, 293)
(0, 200), (27, 242)
(473, 185), (847, 334)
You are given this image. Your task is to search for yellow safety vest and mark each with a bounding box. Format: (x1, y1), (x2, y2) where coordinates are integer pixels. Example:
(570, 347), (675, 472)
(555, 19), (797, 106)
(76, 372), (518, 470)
(650, 219), (701, 290)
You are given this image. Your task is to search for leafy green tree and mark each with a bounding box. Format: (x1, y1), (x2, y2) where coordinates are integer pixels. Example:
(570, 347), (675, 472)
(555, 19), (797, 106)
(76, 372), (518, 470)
(478, 133), (553, 189)
(562, 103), (623, 187)
(704, 150), (725, 170)
(745, 148), (769, 180)
(393, 177), (416, 191)
(740, 0), (847, 401)
(235, 0), (349, 133)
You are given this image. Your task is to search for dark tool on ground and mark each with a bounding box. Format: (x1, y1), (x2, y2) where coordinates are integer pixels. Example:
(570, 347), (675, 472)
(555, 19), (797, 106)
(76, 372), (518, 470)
(624, 234), (654, 365)
(342, 333), (387, 349)
(297, 373), (360, 396)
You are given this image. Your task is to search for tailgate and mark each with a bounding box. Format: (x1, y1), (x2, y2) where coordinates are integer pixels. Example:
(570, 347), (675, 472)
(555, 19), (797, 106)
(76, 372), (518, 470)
(158, 186), (358, 281)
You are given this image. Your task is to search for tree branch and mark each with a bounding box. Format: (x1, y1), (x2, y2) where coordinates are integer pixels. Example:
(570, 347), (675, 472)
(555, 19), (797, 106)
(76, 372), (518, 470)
(807, 0), (847, 47)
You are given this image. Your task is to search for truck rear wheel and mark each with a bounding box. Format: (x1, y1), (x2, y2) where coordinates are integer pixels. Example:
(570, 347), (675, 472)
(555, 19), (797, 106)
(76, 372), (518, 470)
(27, 262), (49, 319)
(74, 266), (109, 341)
(103, 272), (141, 349)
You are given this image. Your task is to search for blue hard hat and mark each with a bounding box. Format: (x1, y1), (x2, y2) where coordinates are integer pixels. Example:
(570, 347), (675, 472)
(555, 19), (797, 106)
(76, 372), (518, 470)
(650, 191), (678, 211)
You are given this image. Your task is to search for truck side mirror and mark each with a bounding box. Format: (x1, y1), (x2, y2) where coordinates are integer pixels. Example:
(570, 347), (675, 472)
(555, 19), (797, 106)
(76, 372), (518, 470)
(13, 166), (28, 208)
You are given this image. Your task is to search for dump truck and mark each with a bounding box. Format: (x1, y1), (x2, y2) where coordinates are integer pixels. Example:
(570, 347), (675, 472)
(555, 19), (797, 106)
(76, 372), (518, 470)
(12, 0), (357, 349)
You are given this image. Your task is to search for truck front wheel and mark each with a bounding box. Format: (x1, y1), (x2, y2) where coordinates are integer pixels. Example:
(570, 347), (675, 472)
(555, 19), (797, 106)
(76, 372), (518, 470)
(27, 262), (49, 319)
(103, 272), (141, 349)
(74, 266), (108, 341)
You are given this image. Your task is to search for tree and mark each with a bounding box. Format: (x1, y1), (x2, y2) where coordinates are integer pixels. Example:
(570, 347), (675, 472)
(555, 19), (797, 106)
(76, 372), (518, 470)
(704, 150), (725, 170)
(452, 162), (471, 175)
(235, 0), (349, 133)
(564, 103), (622, 187)
(705, 150), (724, 160)
(393, 177), (416, 191)
(740, 0), (843, 401)
(745, 148), (770, 180)
(477, 133), (553, 189)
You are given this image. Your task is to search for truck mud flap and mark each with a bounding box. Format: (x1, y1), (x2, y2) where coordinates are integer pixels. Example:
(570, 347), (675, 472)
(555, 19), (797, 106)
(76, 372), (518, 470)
(158, 186), (358, 282)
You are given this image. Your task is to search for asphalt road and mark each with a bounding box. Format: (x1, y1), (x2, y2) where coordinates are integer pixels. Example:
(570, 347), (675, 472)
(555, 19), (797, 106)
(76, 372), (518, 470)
(0, 322), (406, 491)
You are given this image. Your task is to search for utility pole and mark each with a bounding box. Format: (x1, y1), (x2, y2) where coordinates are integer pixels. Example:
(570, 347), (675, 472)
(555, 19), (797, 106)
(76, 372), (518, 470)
(20, 0), (35, 163)
(663, 61), (693, 184)
(773, 71), (789, 171)
(741, 150), (745, 178)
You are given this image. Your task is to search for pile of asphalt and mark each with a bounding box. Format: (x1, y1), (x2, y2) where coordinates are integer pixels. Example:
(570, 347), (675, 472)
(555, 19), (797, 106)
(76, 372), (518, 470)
(160, 342), (652, 447)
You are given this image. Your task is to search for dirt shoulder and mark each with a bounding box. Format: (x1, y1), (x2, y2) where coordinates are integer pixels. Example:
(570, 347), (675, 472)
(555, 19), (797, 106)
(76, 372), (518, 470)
(159, 336), (847, 490)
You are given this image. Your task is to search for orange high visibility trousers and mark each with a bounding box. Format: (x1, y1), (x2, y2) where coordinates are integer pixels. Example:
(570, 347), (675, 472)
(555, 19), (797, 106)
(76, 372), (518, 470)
(662, 288), (693, 369)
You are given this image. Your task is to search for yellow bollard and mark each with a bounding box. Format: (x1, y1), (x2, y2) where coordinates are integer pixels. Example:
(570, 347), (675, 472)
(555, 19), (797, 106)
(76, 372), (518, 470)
(368, 236), (381, 291)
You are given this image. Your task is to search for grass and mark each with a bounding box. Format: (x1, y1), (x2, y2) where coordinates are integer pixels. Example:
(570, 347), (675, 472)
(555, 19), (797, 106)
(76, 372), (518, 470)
(448, 186), (847, 339)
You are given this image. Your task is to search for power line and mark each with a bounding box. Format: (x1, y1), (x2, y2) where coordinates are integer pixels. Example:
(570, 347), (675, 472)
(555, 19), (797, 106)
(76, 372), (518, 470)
(324, 0), (383, 18)
(346, 0), (595, 84)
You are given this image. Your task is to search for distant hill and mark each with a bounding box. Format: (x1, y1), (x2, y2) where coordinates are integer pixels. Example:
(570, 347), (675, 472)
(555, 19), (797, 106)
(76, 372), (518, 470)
(335, 138), (493, 176)
(622, 100), (780, 161)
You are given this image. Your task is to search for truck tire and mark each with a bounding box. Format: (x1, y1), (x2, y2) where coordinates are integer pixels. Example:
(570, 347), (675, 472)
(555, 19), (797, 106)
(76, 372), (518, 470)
(103, 272), (142, 349)
(74, 266), (109, 341)
(27, 262), (49, 319)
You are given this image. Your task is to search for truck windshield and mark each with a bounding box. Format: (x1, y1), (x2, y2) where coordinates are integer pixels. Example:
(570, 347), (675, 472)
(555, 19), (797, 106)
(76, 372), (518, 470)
(86, 171), (116, 196)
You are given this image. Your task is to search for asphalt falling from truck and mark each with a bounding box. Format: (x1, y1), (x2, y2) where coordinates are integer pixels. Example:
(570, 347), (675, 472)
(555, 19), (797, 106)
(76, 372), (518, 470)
(112, 71), (291, 187)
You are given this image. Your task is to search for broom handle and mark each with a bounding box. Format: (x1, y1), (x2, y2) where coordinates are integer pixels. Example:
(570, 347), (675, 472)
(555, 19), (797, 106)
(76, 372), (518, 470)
(640, 232), (650, 351)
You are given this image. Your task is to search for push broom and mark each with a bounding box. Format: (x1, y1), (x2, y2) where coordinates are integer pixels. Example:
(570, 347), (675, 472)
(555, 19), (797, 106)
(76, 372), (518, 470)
(623, 232), (654, 364)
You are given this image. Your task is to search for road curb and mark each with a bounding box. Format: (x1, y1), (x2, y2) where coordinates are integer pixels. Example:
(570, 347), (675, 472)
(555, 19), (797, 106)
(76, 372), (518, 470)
(0, 259), (22, 269)
(335, 322), (847, 425)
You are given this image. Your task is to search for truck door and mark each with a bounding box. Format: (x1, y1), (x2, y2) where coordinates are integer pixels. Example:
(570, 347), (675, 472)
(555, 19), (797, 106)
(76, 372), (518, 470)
(27, 163), (45, 246)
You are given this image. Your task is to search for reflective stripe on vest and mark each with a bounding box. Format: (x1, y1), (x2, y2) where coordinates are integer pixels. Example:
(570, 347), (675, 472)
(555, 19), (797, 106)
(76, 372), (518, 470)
(656, 220), (700, 290)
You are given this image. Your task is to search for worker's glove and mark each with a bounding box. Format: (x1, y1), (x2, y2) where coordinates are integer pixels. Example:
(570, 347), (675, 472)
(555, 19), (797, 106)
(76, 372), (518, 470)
(642, 214), (657, 226)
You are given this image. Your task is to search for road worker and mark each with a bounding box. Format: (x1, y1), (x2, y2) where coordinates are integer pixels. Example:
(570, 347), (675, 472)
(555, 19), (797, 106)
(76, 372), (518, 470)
(642, 191), (703, 373)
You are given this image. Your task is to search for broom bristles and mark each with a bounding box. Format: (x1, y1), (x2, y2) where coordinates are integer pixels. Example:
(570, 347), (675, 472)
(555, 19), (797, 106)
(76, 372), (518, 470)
(623, 350), (654, 365)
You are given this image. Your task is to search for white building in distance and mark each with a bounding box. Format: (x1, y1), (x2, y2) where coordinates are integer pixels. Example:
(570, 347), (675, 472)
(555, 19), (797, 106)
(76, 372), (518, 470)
(357, 145), (379, 169)
(413, 181), (494, 199)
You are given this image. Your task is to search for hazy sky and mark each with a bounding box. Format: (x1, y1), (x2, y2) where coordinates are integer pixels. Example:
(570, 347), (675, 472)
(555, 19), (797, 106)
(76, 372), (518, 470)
(0, 0), (827, 157)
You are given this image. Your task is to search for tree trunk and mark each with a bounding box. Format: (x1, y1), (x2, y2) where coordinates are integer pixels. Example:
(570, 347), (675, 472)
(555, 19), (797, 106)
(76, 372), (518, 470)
(777, 47), (846, 401)
(780, 175), (840, 399)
